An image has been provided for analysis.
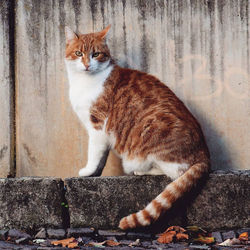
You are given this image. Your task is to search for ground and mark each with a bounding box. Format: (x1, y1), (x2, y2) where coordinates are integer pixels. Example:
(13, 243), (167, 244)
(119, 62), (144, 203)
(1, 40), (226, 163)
(0, 227), (249, 249)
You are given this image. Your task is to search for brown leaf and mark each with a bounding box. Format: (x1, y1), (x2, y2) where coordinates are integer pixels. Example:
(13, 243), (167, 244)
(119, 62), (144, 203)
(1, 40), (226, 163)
(87, 241), (106, 247)
(68, 242), (79, 248)
(176, 232), (189, 241)
(157, 226), (189, 244)
(239, 232), (249, 241)
(51, 238), (77, 248)
(105, 240), (120, 246)
(87, 240), (120, 247)
(193, 235), (215, 244)
(157, 231), (176, 244)
(166, 226), (186, 233)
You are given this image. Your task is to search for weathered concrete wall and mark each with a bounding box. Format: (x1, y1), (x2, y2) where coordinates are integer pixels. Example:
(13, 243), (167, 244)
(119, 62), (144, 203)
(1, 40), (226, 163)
(0, 0), (15, 178)
(15, 0), (123, 178)
(11, 0), (250, 177)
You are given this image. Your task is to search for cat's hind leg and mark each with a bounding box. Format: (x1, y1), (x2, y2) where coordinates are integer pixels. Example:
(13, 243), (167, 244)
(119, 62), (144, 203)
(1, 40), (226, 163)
(155, 160), (190, 180)
(122, 158), (152, 175)
(134, 167), (164, 176)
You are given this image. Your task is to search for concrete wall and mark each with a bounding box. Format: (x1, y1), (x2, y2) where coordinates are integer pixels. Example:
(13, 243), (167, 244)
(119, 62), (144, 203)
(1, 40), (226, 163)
(1, 0), (250, 178)
(0, 0), (15, 178)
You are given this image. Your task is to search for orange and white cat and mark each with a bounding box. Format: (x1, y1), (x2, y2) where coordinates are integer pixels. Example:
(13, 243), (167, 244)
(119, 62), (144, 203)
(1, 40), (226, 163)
(65, 25), (210, 230)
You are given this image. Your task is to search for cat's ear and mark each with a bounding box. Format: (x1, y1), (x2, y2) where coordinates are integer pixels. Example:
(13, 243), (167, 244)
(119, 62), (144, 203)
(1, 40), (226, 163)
(65, 26), (78, 43)
(97, 24), (111, 39)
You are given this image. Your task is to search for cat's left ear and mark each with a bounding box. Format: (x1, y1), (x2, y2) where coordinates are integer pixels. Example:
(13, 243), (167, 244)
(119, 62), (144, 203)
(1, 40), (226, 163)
(65, 26), (78, 43)
(97, 24), (111, 39)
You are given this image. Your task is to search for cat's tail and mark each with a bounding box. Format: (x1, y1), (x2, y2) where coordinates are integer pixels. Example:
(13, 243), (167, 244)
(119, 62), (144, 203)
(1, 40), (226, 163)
(119, 161), (209, 230)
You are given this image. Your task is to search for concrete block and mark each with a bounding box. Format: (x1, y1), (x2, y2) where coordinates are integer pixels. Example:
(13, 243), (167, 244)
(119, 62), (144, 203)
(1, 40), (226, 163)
(187, 171), (250, 230)
(0, 177), (64, 230)
(65, 175), (172, 229)
(65, 171), (250, 231)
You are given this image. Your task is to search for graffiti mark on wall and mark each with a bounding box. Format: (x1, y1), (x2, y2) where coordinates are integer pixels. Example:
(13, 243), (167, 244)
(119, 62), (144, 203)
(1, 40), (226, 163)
(166, 40), (249, 100)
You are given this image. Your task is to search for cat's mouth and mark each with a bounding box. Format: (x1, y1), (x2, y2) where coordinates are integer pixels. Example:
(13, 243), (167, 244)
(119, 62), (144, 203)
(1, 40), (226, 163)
(83, 68), (96, 74)
(84, 68), (93, 73)
(84, 66), (93, 72)
(84, 65), (91, 72)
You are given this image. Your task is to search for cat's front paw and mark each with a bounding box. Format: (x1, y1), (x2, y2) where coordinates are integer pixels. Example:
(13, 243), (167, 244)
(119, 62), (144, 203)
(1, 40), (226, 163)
(134, 171), (146, 175)
(78, 167), (93, 177)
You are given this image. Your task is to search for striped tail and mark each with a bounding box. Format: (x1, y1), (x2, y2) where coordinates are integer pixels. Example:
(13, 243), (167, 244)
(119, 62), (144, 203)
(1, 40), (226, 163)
(119, 162), (209, 230)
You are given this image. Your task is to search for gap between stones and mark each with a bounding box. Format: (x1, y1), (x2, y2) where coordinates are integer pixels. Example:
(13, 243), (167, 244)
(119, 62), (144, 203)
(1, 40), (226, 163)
(61, 181), (70, 229)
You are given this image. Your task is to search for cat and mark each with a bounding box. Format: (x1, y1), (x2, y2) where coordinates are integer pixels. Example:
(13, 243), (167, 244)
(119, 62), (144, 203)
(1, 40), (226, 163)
(64, 25), (210, 230)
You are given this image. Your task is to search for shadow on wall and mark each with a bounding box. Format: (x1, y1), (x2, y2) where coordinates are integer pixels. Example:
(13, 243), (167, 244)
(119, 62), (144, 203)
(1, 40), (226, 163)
(188, 105), (234, 171)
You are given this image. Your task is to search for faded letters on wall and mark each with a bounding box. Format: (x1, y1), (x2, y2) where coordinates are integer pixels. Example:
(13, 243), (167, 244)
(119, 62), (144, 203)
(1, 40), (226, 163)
(1, 0), (249, 178)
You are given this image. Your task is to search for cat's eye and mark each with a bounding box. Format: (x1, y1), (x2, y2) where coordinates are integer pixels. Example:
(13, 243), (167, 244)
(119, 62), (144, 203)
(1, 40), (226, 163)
(92, 52), (100, 58)
(75, 51), (83, 57)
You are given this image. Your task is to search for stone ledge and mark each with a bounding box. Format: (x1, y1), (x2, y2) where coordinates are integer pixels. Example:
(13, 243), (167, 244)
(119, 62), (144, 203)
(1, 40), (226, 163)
(65, 171), (250, 231)
(0, 177), (64, 230)
(0, 172), (249, 232)
(187, 171), (250, 229)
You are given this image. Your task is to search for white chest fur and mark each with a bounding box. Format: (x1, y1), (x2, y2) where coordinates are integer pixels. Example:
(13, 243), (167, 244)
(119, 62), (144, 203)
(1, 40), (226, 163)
(65, 60), (113, 130)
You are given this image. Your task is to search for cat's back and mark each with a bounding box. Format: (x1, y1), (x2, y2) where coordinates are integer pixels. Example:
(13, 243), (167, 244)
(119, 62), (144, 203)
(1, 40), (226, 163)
(108, 66), (197, 125)
(103, 65), (209, 161)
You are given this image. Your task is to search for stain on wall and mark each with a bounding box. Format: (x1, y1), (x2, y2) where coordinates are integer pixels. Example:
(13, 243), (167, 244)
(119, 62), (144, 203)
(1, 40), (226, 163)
(0, 146), (8, 161)
(13, 0), (250, 178)
(0, 0), (15, 178)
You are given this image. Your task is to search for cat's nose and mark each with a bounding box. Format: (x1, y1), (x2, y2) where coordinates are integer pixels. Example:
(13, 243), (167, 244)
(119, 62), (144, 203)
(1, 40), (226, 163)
(85, 65), (90, 71)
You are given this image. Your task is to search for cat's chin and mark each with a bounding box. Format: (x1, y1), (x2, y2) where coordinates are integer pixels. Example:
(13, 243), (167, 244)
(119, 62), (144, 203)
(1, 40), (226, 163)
(76, 68), (94, 74)
(83, 69), (105, 75)
(83, 69), (96, 74)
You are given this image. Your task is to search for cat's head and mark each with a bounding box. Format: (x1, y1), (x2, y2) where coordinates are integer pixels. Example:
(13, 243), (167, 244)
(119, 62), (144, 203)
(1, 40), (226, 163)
(65, 25), (112, 74)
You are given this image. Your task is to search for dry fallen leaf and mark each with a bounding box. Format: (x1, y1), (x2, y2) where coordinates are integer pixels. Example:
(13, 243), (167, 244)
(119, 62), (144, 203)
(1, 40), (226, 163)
(33, 239), (46, 244)
(68, 242), (79, 248)
(87, 240), (120, 248)
(87, 241), (106, 247)
(128, 239), (140, 247)
(105, 240), (120, 246)
(157, 230), (176, 244)
(176, 232), (189, 241)
(166, 226), (186, 233)
(157, 225), (189, 244)
(51, 237), (77, 248)
(239, 232), (249, 241)
(219, 238), (241, 246)
(193, 235), (215, 244)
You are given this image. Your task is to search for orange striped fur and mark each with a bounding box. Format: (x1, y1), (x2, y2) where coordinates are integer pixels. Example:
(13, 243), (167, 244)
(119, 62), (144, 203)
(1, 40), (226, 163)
(65, 26), (210, 230)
